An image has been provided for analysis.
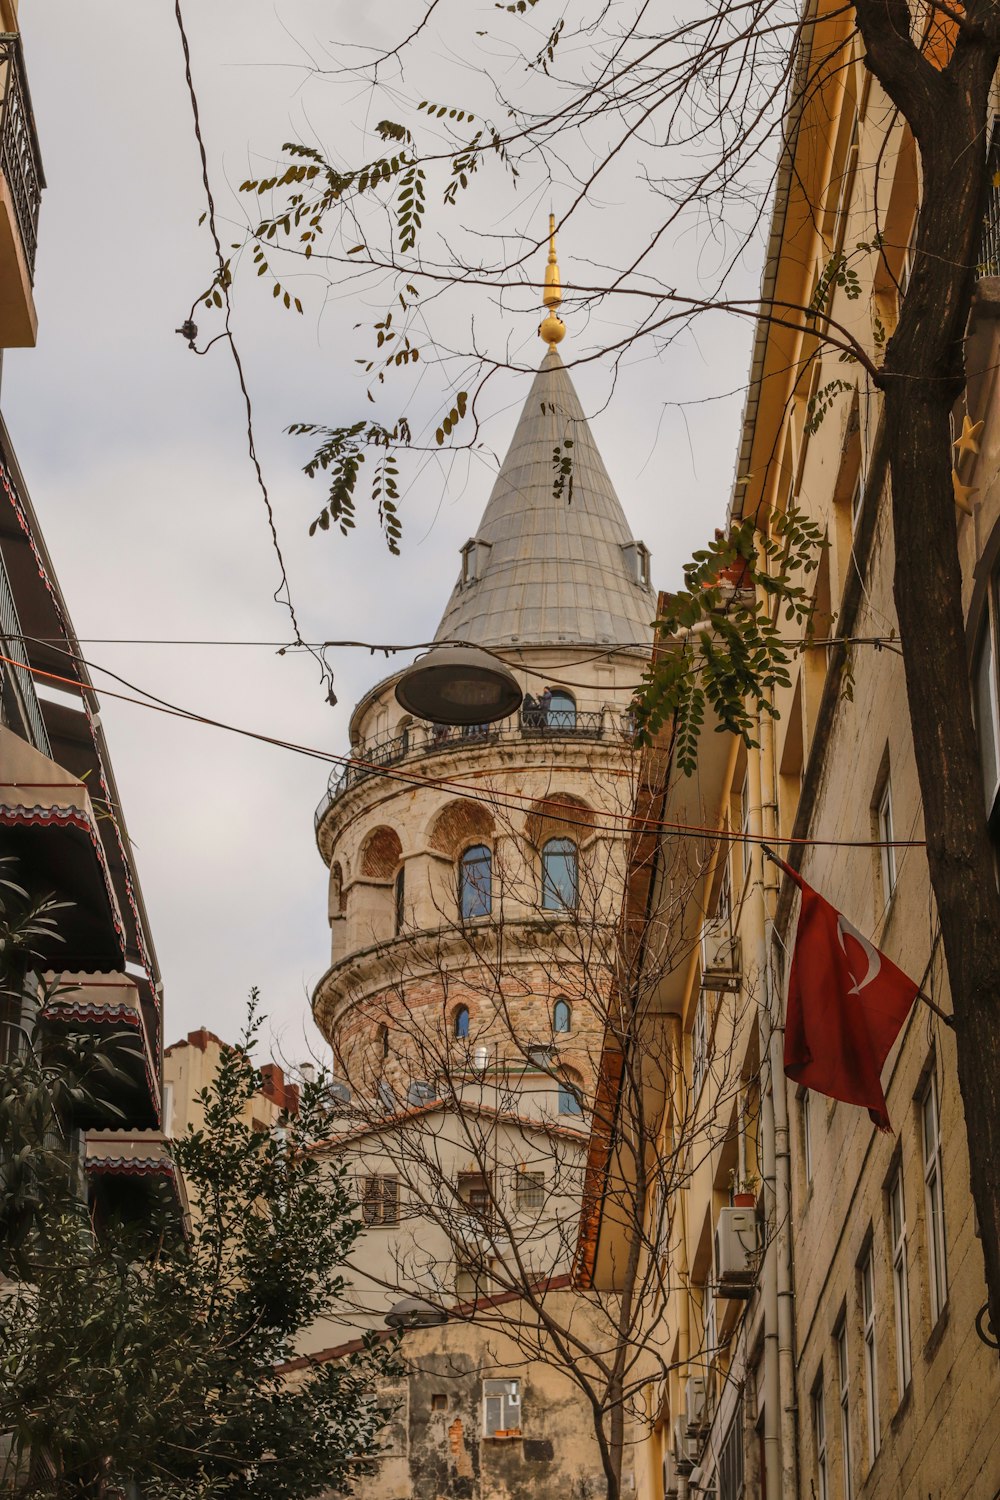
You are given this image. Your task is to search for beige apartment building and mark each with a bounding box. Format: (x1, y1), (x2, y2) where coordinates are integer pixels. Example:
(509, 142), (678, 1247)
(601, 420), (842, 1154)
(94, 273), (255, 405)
(608, 6), (1000, 1500)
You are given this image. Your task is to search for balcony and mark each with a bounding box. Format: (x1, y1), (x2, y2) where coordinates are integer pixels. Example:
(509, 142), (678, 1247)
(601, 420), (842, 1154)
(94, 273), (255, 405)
(315, 705), (636, 830)
(0, 32), (43, 347)
(42, 972), (160, 1128)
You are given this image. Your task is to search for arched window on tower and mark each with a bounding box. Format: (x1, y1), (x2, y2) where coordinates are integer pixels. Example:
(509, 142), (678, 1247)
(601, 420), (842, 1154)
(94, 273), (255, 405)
(454, 1005), (470, 1040)
(553, 998), (572, 1034)
(459, 844), (492, 919)
(541, 837), (578, 911)
(547, 690), (576, 730)
(394, 866), (406, 934)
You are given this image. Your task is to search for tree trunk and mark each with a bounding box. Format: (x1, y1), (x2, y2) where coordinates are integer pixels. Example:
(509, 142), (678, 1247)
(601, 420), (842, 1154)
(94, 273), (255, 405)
(876, 45), (1000, 1349)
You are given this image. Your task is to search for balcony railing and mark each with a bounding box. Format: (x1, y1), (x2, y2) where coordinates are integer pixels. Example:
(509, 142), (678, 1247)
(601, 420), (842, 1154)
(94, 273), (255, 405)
(315, 706), (637, 829)
(978, 118), (1000, 279)
(0, 34), (43, 281)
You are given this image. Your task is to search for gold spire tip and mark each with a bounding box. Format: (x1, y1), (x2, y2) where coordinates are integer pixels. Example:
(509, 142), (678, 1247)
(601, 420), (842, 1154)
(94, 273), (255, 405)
(539, 211), (566, 347)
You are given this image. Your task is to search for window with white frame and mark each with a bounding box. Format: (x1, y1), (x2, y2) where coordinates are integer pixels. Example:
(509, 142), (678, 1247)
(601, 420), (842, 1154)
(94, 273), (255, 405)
(875, 774), (897, 904)
(888, 1166), (912, 1395)
(703, 1277), (718, 1361)
(837, 1319), (853, 1500)
(922, 1072), (948, 1323)
(740, 769), (752, 878)
(483, 1378), (521, 1437)
(860, 1245), (880, 1463)
(813, 1374), (829, 1500)
(849, 466), (865, 532)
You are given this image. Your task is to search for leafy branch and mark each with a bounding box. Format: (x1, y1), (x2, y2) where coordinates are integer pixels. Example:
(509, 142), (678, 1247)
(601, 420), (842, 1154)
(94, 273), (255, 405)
(634, 508), (827, 773)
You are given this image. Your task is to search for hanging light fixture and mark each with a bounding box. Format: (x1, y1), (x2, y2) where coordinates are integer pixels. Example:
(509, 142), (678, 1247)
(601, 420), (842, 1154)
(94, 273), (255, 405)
(394, 644), (523, 726)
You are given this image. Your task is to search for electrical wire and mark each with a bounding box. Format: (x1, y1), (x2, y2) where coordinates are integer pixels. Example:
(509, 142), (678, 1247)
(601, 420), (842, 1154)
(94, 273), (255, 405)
(1, 647), (925, 854)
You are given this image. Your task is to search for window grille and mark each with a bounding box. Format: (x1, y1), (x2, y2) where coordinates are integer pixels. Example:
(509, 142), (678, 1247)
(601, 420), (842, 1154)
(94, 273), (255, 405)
(516, 1171), (545, 1211)
(718, 1400), (744, 1500)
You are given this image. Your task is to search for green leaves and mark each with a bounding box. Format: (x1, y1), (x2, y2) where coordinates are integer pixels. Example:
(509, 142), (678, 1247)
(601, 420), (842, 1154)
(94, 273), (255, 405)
(634, 508), (827, 773)
(435, 390), (468, 445)
(293, 416), (414, 554)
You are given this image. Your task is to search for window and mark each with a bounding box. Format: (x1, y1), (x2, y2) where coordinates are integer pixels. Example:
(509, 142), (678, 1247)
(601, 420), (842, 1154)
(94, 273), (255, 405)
(888, 1166), (912, 1395)
(515, 1171), (545, 1211)
(719, 1400), (744, 1500)
(459, 844), (492, 919)
(922, 1072), (948, 1323)
(974, 595), (1000, 820)
(362, 1174), (399, 1226)
(849, 466), (865, 532)
(813, 1375), (829, 1500)
(801, 1088), (813, 1185)
(483, 1378), (521, 1437)
(875, 776), (897, 903)
(703, 1278), (718, 1361)
(454, 1005), (470, 1040)
(394, 866), (406, 934)
(740, 768), (752, 878)
(378, 1023), (390, 1059)
(542, 837), (578, 910)
(837, 1319), (853, 1500)
(860, 1246), (880, 1463)
(431, 1393), (448, 1411)
(553, 997), (572, 1033)
(692, 991), (709, 1099)
(458, 1171), (493, 1224)
(829, 114), (860, 260)
(547, 690), (576, 729)
(558, 1082), (583, 1117)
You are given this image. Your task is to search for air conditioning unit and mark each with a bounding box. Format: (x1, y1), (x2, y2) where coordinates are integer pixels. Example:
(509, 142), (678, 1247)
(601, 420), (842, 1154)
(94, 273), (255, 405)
(663, 1446), (678, 1498)
(715, 1206), (758, 1297)
(684, 1375), (707, 1434)
(673, 1414), (698, 1471)
(700, 933), (742, 992)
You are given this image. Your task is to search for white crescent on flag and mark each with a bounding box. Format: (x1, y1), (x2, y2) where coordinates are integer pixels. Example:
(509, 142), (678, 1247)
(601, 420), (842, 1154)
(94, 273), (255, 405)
(836, 913), (883, 996)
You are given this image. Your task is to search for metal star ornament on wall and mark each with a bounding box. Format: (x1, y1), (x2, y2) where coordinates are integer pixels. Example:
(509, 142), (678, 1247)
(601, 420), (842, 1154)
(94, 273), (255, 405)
(952, 467), (979, 515)
(953, 412), (984, 461)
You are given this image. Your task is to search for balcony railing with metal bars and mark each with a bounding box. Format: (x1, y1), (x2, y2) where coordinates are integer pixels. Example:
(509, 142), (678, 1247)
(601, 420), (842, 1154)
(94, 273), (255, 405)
(315, 706), (637, 829)
(977, 119), (1000, 279)
(0, 34), (43, 281)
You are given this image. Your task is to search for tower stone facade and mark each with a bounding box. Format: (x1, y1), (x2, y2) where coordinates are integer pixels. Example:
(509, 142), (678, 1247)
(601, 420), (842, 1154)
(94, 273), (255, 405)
(307, 317), (659, 1498)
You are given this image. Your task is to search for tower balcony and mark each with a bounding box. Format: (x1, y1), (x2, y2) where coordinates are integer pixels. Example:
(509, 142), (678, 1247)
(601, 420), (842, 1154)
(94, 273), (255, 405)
(315, 705), (637, 835)
(0, 32), (43, 348)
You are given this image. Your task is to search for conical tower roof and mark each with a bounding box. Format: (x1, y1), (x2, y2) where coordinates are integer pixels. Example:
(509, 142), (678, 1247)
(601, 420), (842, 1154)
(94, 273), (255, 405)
(434, 346), (656, 650)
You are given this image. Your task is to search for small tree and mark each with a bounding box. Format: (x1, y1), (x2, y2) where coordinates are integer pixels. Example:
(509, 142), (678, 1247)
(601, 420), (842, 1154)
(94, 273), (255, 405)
(0, 871), (396, 1500)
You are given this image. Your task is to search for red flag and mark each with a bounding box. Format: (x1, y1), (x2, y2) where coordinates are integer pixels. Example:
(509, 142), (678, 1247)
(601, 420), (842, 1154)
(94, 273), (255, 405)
(778, 859), (918, 1131)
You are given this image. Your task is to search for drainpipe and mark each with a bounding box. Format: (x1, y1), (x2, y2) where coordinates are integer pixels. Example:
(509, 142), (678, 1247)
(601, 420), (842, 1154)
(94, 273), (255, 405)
(743, 734), (780, 1496)
(756, 686), (800, 1500)
(672, 1013), (692, 1500)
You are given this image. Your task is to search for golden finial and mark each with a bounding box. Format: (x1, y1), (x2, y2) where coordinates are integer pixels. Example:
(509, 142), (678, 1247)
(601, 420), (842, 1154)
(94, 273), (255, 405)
(539, 212), (566, 347)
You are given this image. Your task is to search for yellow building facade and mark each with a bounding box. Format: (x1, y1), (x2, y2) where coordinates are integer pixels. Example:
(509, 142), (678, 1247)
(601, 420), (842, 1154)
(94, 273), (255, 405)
(619, 7), (1000, 1498)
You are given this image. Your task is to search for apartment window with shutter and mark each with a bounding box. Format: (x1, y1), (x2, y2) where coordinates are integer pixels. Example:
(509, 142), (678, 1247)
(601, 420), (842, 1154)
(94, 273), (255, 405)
(836, 1318), (853, 1500)
(922, 1073), (948, 1323)
(361, 1174), (399, 1226)
(483, 1378), (521, 1437)
(888, 1166), (912, 1395)
(515, 1171), (545, 1212)
(860, 1245), (880, 1463)
(813, 1373), (829, 1500)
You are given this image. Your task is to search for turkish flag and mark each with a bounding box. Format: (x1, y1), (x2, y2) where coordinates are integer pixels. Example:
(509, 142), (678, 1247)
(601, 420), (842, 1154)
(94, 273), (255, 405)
(778, 860), (918, 1131)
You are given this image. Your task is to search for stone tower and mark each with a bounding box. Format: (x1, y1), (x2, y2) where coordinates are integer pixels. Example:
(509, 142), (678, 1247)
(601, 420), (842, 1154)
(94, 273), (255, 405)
(312, 336), (656, 1124)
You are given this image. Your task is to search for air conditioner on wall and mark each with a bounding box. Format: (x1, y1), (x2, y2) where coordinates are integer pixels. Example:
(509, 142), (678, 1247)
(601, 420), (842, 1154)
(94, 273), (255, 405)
(700, 934), (742, 992)
(673, 1414), (698, 1471)
(714, 1206), (758, 1298)
(684, 1375), (707, 1434)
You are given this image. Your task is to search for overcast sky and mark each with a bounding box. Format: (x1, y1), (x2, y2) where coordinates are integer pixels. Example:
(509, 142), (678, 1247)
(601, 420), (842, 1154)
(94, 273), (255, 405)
(8, 2), (764, 1064)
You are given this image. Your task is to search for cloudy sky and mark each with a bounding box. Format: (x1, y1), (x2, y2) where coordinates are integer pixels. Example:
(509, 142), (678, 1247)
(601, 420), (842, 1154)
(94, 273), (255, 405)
(9, 2), (765, 1062)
